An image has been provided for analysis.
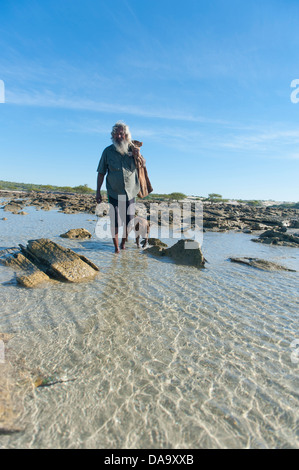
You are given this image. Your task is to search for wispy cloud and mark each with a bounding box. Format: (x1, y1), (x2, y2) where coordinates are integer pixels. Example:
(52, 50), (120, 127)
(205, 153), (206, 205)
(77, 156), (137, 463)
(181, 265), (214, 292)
(6, 88), (229, 125)
(220, 129), (299, 150)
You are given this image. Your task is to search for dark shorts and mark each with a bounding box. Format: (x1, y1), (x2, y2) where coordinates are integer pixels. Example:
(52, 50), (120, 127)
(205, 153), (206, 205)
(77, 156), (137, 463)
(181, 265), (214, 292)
(108, 195), (135, 233)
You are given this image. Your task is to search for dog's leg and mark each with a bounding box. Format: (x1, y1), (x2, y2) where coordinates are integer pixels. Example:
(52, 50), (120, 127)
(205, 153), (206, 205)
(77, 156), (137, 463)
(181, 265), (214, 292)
(143, 223), (149, 247)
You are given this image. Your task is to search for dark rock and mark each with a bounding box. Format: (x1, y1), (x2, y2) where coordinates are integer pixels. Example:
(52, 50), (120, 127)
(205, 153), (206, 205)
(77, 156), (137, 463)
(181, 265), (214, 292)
(145, 239), (205, 268)
(3, 202), (23, 213)
(147, 238), (168, 247)
(19, 239), (99, 283)
(144, 245), (165, 257)
(165, 239), (205, 267)
(290, 219), (299, 228)
(5, 253), (50, 287)
(2, 239), (100, 287)
(60, 228), (92, 239)
(252, 230), (299, 247)
(1, 191), (298, 233)
(229, 257), (296, 272)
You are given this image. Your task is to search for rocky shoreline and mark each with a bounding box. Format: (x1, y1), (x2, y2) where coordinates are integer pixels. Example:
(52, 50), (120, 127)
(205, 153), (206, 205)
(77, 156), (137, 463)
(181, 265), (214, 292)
(1, 191), (298, 434)
(1, 189), (298, 233)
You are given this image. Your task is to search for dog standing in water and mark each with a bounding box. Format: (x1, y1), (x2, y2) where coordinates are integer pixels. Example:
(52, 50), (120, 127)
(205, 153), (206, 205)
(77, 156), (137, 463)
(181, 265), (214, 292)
(127, 216), (150, 248)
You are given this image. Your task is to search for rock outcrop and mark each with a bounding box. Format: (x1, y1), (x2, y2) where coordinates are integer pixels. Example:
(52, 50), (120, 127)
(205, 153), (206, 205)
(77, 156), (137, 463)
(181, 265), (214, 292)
(251, 230), (299, 247)
(146, 238), (168, 247)
(60, 228), (92, 239)
(1, 191), (298, 233)
(145, 239), (205, 268)
(229, 257), (296, 272)
(3, 239), (99, 287)
(5, 252), (50, 287)
(3, 202), (24, 214)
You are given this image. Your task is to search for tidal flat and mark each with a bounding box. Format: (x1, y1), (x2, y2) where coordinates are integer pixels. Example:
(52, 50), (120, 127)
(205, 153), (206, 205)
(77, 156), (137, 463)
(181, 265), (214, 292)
(0, 200), (298, 449)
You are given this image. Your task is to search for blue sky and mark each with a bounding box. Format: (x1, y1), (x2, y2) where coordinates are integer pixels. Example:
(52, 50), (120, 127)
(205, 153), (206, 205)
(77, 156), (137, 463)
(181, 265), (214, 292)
(0, 0), (299, 201)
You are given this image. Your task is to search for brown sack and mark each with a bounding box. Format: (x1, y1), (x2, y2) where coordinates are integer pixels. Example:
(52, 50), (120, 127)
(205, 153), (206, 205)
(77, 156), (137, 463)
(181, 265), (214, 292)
(137, 164), (154, 198)
(131, 140), (154, 198)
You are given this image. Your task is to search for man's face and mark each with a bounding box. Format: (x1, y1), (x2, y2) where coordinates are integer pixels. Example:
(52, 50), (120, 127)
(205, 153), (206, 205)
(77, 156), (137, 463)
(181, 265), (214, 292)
(113, 127), (126, 143)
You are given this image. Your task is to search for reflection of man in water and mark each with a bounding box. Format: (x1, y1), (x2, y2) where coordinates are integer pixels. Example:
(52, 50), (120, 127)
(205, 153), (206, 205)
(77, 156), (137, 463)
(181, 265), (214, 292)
(96, 121), (145, 253)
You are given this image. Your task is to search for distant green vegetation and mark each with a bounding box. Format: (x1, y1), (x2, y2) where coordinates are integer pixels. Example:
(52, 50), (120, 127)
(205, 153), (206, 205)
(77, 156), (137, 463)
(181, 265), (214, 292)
(1, 181), (297, 207)
(142, 192), (187, 201)
(273, 202), (299, 209)
(0, 180), (97, 194)
(236, 199), (263, 206)
(0, 181), (188, 200)
(0, 181), (189, 200)
(168, 192), (187, 200)
(204, 193), (229, 203)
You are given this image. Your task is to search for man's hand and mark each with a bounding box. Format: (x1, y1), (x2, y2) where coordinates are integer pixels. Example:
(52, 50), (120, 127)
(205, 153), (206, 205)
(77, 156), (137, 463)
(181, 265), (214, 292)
(96, 173), (105, 203)
(96, 191), (102, 204)
(132, 146), (141, 158)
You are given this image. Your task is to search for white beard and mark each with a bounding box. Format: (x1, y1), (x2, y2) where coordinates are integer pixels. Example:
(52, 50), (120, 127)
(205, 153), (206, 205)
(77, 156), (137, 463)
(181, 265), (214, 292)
(113, 139), (130, 155)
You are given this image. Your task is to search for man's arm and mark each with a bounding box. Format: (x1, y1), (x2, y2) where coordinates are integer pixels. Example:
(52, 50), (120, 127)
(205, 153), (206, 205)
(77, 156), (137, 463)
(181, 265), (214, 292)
(96, 172), (105, 203)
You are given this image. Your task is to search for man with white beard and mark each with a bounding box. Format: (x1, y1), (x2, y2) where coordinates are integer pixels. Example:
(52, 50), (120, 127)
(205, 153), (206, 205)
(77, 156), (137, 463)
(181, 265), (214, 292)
(96, 121), (145, 253)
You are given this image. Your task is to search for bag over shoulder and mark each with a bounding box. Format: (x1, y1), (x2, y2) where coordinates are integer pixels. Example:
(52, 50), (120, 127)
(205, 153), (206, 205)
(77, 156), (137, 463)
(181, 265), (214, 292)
(130, 140), (153, 198)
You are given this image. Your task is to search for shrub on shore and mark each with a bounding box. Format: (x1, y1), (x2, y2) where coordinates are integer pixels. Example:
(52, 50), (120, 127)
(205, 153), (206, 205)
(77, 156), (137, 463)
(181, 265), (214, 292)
(0, 180), (96, 195)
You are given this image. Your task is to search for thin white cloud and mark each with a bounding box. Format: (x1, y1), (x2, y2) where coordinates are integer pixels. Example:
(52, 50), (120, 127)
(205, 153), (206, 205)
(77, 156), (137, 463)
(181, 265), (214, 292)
(6, 88), (229, 125)
(221, 129), (299, 150)
(5, 88), (299, 161)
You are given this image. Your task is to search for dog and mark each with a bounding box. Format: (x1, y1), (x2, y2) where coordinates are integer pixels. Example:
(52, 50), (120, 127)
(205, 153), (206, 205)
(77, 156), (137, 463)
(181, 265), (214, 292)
(127, 216), (150, 248)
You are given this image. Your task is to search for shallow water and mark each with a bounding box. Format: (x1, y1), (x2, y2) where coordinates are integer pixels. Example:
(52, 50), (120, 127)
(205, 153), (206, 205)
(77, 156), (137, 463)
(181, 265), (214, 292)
(0, 204), (298, 448)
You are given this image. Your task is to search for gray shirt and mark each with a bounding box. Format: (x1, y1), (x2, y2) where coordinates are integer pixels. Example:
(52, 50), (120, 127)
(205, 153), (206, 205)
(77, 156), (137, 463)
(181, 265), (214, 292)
(97, 144), (140, 200)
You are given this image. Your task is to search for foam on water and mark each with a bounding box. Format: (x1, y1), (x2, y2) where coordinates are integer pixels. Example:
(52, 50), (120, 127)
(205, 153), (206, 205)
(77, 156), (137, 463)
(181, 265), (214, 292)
(0, 204), (298, 448)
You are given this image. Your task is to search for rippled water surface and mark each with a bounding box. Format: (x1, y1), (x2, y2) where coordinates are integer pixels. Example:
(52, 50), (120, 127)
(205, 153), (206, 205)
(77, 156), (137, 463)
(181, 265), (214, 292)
(0, 204), (298, 448)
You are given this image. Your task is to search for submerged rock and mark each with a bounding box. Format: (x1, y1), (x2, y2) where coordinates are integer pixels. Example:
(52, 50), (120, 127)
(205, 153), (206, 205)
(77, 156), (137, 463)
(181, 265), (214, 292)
(3, 202), (23, 214)
(229, 257), (296, 272)
(60, 228), (92, 239)
(145, 239), (205, 268)
(0, 333), (30, 434)
(144, 245), (165, 257)
(5, 252), (50, 287)
(146, 238), (168, 247)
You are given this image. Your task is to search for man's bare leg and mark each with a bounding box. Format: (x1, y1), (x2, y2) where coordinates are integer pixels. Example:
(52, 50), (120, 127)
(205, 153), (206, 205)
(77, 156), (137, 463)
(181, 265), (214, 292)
(113, 230), (120, 253)
(120, 224), (128, 250)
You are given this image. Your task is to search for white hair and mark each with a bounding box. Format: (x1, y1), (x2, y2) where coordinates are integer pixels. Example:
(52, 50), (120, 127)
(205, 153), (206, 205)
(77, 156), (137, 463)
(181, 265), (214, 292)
(111, 121), (132, 142)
